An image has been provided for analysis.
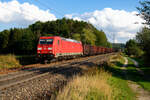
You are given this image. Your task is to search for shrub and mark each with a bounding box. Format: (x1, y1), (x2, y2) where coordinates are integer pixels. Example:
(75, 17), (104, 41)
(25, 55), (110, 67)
(0, 54), (21, 69)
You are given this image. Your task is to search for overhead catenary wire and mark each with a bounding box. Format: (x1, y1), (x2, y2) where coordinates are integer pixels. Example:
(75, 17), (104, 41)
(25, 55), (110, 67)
(94, 23), (116, 43)
(43, 0), (66, 16)
(34, 0), (65, 17)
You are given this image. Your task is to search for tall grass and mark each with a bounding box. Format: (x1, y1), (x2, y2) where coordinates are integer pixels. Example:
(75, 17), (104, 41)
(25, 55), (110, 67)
(56, 68), (112, 100)
(0, 54), (21, 69)
(56, 54), (136, 100)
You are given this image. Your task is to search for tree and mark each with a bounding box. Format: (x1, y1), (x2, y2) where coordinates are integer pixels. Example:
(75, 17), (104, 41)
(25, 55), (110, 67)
(56, 18), (70, 37)
(94, 30), (108, 47)
(81, 28), (96, 45)
(18, 29), (35, 54)
(0, 30), (10, 53)
(72, 33), (81, 41)
(136, 1), (150, 64)
(137, 0), (150, 26)
(136, 27), (150, 61)
(8, 28), (23, 53)
(107, 42), (112, 48)
(125, 39), (143, 57)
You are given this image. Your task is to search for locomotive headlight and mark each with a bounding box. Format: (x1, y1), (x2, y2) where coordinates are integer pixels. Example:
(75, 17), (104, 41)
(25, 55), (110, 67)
(49, 51), (52, 53)
(48, 47), (52, 50)
(38, 47), (42, 50)
(37, 51), (41, 53)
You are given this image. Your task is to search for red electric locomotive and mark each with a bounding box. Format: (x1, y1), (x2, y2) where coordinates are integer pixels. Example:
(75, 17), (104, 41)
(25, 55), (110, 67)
(37, 36), (113, 62)
(37, 36), (83, 61)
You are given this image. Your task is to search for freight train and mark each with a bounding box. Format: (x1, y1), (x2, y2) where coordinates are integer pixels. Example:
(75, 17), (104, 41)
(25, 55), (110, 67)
(37, 36), (113, 62)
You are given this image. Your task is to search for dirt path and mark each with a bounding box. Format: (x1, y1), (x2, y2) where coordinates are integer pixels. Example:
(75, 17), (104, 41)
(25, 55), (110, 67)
(121, 57), (128, 75)
(123, 57), (150, 100)
(130, 58), (144, 75)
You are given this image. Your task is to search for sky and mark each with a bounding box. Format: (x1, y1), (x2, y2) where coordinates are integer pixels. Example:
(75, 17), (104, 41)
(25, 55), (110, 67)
(0, 0), (145, 43)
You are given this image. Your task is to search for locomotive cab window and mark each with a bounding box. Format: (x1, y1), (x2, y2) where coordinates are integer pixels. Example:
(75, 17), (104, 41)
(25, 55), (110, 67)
(39, 39), (53, 44)
(47, 39), (53, 44)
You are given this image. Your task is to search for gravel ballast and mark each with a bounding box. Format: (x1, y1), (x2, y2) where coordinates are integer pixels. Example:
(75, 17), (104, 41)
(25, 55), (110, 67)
(0, 53), (115, 100)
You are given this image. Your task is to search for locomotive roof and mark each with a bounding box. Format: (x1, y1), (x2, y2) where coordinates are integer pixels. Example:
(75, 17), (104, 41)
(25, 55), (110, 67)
(40, 36), (81, 43)
(61, 37), (80, 43)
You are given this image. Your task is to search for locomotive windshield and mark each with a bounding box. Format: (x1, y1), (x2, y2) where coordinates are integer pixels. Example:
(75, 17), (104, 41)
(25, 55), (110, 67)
(39, 39), (53, 44)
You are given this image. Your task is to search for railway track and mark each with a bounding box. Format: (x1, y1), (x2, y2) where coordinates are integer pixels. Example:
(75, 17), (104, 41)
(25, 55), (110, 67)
(0, 53), (115, 99)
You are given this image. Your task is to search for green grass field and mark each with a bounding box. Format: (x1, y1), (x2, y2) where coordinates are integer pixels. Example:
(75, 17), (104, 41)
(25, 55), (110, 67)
(131, 57), (150, 78)
(105, 54), (136, 100)
(126, 57), (150, 91)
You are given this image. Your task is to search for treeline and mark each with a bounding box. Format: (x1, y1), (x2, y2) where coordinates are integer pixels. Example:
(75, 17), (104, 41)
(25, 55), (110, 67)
(125, 0), (150, 65)
(112, 43), (125, 51)
(0, 18), (111, 54)
(125, 27), (150, 64)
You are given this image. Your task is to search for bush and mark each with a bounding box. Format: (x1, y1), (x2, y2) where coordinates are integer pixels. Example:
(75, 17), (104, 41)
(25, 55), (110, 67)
(125, 39), (143, 57)
(0, 54), (21, 69)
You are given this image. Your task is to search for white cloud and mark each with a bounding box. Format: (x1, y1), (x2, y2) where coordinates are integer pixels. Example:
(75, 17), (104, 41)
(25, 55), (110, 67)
(73, 17), (82, 21)
(0, 0), (56, 30)
(65, 8), (144, 43)
(65, 14), (82, 21)
(117, 31), (135, 38)
(65, 14), (73, 19)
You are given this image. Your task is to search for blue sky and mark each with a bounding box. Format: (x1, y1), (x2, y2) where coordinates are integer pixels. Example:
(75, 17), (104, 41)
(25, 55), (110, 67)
(2, 0), (141, 17)
(0, 0), (144, 43)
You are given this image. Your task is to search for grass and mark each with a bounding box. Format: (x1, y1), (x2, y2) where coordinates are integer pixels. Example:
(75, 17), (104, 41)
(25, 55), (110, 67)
(0, 54), (37, 70)
(106, 54), (136, 100)
(126, 57), (150, 91)
(0, 54), (21, 69)
(108, 76), (135, 100)
(56, 68), (112, 100)
(56, 54), (136, 100)
(131, 57), (150, 77)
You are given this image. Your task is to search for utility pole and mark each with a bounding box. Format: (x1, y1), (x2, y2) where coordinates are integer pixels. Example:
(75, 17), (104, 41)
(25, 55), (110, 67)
(112, 33), (116, 43)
